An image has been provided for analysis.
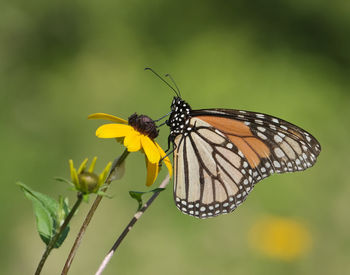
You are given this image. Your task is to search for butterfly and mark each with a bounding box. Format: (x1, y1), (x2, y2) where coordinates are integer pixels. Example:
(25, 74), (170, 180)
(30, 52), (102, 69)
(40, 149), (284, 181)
(147, 68), (321, 219)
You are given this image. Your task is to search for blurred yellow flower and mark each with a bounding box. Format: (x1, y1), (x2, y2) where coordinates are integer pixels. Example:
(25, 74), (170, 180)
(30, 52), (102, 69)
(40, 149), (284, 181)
(249, 216), (312, 261)
(88, 113), (172, 186)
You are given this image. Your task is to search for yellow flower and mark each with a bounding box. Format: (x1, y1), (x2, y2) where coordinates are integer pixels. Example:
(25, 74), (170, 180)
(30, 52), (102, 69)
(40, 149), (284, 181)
(88, 113), (172, 186)
(249, 216), (312, 261)
(69, 157), (112, 194)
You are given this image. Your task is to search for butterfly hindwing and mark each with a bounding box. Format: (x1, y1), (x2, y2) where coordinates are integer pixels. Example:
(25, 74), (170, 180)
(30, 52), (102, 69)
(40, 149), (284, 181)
(174, 117), (256, 218)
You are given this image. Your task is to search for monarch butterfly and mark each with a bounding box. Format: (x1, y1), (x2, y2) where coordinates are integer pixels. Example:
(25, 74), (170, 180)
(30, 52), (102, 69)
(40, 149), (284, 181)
(147, 68), (321, 219)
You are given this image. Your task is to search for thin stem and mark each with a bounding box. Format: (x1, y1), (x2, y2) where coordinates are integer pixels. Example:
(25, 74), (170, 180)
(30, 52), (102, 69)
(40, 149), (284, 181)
(35, 193), (83, 275)
(95, 174), (171, 275)
(61, 149), (129, 275)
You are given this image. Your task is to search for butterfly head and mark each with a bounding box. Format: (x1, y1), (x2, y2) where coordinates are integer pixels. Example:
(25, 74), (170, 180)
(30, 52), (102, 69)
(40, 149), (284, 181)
(167, 97), (192, 137)
(128, 113), (159, 139)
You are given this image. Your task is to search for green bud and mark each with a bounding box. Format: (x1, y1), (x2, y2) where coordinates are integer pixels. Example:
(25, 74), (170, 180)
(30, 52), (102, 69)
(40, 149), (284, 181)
(68, 157), (112, 195)
(78, 172), (100, 194)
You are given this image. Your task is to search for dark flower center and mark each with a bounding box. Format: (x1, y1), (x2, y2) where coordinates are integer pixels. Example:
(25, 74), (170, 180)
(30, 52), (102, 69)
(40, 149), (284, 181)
(128, 113), (159, 139)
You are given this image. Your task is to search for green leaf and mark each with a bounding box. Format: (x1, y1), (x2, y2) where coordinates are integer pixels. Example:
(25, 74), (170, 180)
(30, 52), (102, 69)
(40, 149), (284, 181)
(57, 196), (70, 221)
(17, 182), (57, 246)
(129, 188), (165, 211)
(129, 191), (144, 211)
(53, 196), (71, 248)
(62, 197), (70, 217)
(17, 182), (71, 248)
(55, 223), (70, 248)
(17, 182), (59, 218)
(55, 177), (75, 188)
(32, 198), (54, 245)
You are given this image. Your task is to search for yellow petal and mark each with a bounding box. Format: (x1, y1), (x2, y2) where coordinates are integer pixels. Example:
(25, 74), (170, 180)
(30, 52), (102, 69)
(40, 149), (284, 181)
(140, 135), (161, 163)
(155, 143), (173, 177)
(69, 160), (79, 188)
(145, 158), (159, 186)
(97, 161), (112, 191)
(78, 158), (88, 174)
(88, 156), (98, 173)
(88, 113), (127, 124)
(123, 130), (142, 152)
(96, 124), (133, 138)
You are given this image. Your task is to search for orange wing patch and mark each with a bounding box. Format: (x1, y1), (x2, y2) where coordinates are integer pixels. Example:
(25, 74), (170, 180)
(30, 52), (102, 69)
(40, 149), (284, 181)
(245, 137), (271, 158)
(199, 116), (252, 136)
(228, 136), (261, 167)
(199, 116), (271, 168)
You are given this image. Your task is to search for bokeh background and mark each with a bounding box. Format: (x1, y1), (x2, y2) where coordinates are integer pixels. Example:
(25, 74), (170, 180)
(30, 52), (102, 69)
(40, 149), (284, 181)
(2, 0), (350, 274)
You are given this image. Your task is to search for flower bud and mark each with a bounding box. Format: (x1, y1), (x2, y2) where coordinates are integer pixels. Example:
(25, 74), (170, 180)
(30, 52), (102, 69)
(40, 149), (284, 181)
(69, 157), (112, 194)
(78, 172), (100, 193)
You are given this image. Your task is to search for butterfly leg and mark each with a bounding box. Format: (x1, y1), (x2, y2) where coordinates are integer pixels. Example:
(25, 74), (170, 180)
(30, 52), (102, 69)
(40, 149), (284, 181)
(158, 139), (177, 167)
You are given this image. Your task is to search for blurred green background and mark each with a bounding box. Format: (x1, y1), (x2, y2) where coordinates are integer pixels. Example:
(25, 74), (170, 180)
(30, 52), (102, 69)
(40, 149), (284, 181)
(2, 0), (350, 274)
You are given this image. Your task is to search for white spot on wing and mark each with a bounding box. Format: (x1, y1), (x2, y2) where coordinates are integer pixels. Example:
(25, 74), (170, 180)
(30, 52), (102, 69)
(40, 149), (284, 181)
(285, 136), (302, 154)
(274, 135), (283, 143)
(274, 147), (285, 158)
(257, 132), (267, 140)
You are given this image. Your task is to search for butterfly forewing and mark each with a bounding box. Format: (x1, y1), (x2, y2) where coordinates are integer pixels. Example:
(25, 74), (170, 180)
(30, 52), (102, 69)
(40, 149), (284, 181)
(169, 97), (321, 219)
(192, 108), (321, 172)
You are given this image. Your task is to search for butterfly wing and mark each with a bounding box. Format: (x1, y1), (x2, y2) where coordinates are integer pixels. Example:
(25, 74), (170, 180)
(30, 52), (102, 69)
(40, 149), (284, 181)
(173, 109), (321, 219)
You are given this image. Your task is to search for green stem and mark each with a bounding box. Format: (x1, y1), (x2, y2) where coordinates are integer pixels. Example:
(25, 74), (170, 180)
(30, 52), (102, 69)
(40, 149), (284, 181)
(61, 149), (129, 275)
(35, 193), (83, 275)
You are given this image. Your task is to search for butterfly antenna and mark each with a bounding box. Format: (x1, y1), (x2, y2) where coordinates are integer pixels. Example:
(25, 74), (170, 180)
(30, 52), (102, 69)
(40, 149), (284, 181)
(154, 111), (171, 122)
(165, 73), (181, 97)
(145, 67), (179, 97)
